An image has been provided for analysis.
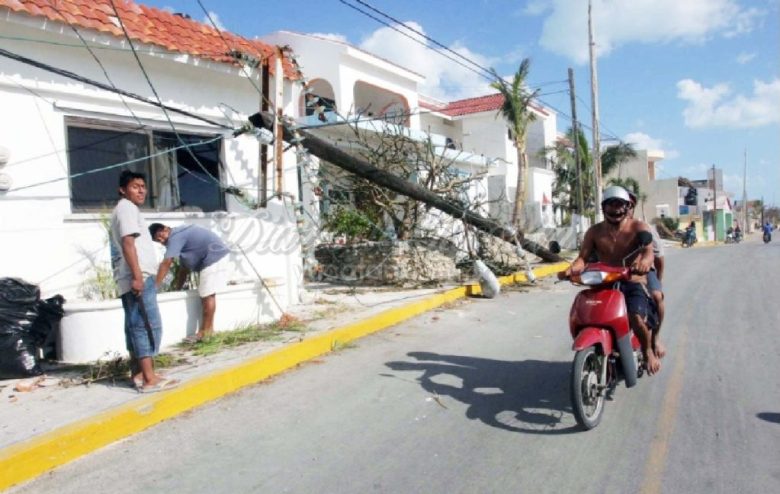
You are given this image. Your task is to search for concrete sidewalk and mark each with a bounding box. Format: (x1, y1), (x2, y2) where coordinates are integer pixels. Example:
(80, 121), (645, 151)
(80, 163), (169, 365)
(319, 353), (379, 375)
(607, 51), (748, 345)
(0, 262), (567, 491)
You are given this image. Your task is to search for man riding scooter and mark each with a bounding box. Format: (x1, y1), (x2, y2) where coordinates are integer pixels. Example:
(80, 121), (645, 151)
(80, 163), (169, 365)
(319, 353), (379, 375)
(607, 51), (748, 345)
(564, 186), (661, 374)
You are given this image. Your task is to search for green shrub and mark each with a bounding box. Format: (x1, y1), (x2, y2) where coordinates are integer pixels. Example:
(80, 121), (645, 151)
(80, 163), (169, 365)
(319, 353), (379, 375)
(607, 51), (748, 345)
(324, 207), (379, 242)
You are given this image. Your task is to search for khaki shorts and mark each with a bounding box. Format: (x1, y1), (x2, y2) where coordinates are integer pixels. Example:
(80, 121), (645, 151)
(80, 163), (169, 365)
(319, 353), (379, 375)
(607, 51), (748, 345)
(198, 255), (229, 297)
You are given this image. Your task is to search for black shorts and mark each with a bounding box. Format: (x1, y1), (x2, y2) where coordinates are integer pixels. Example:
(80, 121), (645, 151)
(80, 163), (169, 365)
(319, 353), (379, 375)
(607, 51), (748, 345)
(620, 281), (657, 328)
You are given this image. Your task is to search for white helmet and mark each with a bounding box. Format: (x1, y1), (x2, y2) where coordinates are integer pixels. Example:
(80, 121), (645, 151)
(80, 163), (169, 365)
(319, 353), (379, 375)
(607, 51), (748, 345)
(601, 185), (631, 205)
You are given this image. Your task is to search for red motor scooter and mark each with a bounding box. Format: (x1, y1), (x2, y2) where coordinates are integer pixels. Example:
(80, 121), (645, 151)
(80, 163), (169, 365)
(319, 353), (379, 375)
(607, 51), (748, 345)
(560, 232), (654, 430)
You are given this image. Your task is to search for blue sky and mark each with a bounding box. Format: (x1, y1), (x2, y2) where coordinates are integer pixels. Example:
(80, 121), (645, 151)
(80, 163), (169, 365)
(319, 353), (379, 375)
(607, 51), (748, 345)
(145, 0), (779, 204)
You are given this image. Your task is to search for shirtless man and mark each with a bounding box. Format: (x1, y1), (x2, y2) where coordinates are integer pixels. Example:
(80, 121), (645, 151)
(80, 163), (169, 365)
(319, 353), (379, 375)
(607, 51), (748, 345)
(565, 186), (661, 374)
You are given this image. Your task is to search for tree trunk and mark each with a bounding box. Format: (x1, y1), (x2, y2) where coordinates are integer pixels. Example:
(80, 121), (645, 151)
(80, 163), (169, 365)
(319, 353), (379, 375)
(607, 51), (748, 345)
(511, 140), (528, 228)
(246, 112), (564, 262)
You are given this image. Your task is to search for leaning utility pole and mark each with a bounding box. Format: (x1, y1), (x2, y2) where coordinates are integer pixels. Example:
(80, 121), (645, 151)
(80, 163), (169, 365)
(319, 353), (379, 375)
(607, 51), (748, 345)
(588, 0), (603, 221)
(568, 68), (584, 216)
(274, 46), (285, 197)
(242, 112), (564, 262)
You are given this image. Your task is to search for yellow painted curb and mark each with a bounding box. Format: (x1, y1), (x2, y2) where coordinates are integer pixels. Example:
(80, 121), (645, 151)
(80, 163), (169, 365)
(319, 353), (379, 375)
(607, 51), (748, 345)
(0, 261), (570, 491)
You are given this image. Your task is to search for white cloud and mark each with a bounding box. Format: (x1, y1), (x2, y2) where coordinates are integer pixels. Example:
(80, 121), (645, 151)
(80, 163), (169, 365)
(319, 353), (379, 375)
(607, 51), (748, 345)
(677, 78), (780, 128)
(624, 131), (679, 160)
(202, 11), (225, 31)
(537, 0), (761, 64)
(736, 52), (756, 64)
(523, 0), (553, 16)
(359, 22), (495, 101)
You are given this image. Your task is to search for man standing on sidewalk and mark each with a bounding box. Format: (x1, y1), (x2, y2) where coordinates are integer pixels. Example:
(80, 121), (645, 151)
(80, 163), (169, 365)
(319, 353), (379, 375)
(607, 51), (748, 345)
(111, 170), (176, 392)
(149, 223), (230, 342)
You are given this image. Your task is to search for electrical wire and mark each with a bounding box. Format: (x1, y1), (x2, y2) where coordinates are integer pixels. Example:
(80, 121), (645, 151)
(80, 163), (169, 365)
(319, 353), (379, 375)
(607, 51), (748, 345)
(8, 136), (222, 193)
(338, 0), (625, 145)
(0, 47), (229, 130)
(107, 0), (237, 199)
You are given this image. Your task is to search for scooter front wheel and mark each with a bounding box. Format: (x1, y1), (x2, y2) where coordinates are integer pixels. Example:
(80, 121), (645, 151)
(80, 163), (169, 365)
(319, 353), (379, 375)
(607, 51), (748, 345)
(571, 346), (605, 430)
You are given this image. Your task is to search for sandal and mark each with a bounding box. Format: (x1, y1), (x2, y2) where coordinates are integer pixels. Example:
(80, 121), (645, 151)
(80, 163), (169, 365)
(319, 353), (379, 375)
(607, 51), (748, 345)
(137, 378), (179, 393)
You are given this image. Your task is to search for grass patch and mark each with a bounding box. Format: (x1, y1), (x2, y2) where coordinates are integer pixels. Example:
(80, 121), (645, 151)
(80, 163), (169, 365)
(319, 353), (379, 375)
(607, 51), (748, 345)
(183, 314), (308, 357)
(57, 352), (187, 387)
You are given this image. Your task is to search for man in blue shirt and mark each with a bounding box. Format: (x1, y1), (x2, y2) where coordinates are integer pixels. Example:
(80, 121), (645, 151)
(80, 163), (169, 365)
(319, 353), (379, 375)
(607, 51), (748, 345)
(150, 223), (231, 342)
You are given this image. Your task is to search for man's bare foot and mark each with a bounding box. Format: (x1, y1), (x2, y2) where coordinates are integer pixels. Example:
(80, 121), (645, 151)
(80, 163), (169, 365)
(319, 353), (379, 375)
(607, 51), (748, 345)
(654, 339), (667, 359)
(644, 350), (661, 375)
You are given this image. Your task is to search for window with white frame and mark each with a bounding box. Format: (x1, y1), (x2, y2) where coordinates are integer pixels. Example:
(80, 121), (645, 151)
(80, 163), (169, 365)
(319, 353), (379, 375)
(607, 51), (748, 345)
(66, 120), (224, 212)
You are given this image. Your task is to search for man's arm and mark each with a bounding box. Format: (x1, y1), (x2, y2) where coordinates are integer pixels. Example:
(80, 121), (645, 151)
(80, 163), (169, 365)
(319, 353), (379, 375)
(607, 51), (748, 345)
(566, 227), (596, 276)
(121, 235), (144, 294)
(630, 222), (654, 274)
(655, 255), (665, 282)
(155, 258), (175, 288)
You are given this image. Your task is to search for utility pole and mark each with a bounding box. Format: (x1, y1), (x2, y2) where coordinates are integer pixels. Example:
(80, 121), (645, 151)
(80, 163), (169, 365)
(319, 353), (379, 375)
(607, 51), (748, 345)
(568, 68), (584, 216)
(742, 148), (748, 232)
(260, 59), (270, 206)
(274, 46), (285, 198)
(588, 0), (603, 221)
(712, 164), (717, 240)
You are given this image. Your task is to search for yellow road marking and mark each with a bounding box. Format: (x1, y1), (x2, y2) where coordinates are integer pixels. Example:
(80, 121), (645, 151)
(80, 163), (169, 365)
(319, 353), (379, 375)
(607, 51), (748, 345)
(0, 262), (569, 490)
(641, 327), (689, 494)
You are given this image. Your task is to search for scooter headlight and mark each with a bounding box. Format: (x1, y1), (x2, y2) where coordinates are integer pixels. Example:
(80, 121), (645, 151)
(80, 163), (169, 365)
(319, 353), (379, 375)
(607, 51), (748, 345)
(579, 271), (622, 285)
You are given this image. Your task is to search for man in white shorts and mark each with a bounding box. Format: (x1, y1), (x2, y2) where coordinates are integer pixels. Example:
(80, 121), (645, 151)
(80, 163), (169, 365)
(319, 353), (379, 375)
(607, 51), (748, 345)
(150, 223), (230, 342)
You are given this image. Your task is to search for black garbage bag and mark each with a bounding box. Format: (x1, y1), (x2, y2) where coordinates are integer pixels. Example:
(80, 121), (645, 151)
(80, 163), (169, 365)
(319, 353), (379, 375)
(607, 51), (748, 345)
(0, 278), (62, 379)
(31, 295), (66, 360)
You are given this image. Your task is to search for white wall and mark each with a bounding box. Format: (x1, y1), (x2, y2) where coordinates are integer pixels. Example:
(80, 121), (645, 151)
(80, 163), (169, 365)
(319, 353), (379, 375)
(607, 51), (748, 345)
(0, 17), (302, 303)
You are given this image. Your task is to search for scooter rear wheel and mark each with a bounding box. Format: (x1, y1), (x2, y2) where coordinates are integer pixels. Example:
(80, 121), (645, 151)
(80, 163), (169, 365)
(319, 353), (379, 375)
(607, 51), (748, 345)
(571, 346), (605, 430)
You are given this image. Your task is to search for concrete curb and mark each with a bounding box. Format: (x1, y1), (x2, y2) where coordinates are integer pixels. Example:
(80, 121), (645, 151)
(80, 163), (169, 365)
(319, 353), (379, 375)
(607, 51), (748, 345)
(0, 262), (570, 491)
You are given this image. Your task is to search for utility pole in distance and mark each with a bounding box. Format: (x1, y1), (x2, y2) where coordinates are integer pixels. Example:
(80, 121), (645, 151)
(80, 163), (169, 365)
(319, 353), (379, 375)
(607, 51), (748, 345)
(712, 164), (718, 241)
(568, 68), (584, 216)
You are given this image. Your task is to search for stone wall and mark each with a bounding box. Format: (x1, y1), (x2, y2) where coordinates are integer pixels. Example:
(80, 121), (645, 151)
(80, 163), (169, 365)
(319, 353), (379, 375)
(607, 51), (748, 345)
(314, 239), (462, 286)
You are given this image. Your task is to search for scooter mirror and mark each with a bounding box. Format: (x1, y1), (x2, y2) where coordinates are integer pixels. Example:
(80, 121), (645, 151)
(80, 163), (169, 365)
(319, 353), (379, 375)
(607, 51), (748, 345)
(637, 231), (653, 246)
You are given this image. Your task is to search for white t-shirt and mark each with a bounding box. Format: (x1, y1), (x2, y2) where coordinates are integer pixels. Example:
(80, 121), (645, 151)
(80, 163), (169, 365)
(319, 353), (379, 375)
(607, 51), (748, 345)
(110, 198), (159, 295)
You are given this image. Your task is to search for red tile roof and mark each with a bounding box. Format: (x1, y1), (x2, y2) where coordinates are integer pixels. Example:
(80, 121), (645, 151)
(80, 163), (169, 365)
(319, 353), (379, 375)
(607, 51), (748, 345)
(0, 0), (300, 79)
(421, 93), (550, 117)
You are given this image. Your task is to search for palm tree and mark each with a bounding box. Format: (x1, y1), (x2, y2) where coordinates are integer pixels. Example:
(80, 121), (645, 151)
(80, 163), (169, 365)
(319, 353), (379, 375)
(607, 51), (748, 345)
(547, 127), (639, 220)
(601, 142), (638, 177)
(490, 59), (539, 228)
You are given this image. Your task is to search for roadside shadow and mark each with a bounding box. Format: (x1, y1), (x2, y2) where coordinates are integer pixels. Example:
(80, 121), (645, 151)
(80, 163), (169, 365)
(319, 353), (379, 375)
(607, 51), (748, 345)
(757, 412), (780, 424)
(385, 351), (579, 434)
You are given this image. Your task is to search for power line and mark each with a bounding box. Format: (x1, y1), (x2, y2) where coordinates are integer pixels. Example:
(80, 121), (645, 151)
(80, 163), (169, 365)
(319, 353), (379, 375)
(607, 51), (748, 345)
(349, 0), (495, 80)
(9, 136), (222, 192)
(45, 0), (145, 129)
(337, 0), (496, 84)
(0, 47), (230, 130)
(338, 0), (627, 146)
(107, 0), (237, 194)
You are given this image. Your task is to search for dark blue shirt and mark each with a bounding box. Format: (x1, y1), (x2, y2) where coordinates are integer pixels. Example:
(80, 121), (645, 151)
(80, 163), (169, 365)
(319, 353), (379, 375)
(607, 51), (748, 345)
(164, 225), (229, 272)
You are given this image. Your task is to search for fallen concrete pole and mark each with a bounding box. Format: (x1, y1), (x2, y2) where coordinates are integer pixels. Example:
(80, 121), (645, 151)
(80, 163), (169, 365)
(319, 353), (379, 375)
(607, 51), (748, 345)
(245, 112), (564, 263)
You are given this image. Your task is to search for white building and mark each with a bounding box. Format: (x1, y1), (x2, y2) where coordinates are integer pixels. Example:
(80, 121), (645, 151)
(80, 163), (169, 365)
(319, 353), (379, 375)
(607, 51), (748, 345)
(262, 31), (559, 237)
(0, 0), (304, 360)
(419, 94), (558, 230)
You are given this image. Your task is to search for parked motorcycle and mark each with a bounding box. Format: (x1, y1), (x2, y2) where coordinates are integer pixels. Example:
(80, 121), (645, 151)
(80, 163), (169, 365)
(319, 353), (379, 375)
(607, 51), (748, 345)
(559, 231), (655, 430)
(681, 226), (697, 248)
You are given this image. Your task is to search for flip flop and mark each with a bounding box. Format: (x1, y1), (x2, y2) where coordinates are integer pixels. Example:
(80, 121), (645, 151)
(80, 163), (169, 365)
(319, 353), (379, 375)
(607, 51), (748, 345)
(183, 335), (202, 344)
(137, 378), (179, 393)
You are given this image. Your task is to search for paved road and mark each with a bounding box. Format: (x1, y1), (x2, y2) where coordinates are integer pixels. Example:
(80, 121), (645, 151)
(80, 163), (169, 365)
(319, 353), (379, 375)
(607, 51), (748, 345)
(11, 237), (780, 493)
